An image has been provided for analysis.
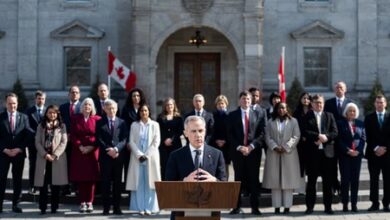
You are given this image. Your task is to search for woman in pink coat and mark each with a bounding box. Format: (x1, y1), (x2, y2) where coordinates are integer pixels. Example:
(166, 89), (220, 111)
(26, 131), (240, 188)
(69, 98), (101, 213)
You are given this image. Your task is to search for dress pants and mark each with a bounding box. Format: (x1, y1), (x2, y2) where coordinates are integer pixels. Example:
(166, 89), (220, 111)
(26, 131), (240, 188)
(305, 150), (333, 210)
(39, 161), (60, 211)
(368, 156), (390, 206)
(28, 145), (37, 189)
(339, 156), (362, 206)
(101, 158), (123, 211)
(0, 154), (24, 209)
(271, 189), (293, 208)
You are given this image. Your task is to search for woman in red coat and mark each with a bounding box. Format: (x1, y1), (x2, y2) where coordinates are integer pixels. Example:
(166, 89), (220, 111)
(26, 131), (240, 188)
(69, 97), (101, 213)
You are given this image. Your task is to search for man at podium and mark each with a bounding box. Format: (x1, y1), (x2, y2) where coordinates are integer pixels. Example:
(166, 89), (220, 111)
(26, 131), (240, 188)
(165, 115), (227, 182)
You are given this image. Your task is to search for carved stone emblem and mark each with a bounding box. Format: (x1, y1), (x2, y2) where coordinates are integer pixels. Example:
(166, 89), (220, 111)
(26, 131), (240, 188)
(182, 0), (214, 14)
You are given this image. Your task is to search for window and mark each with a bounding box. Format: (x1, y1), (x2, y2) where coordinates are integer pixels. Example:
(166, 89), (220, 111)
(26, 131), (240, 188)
(64, 47), (91, 86)
(303, 47), (330, 87)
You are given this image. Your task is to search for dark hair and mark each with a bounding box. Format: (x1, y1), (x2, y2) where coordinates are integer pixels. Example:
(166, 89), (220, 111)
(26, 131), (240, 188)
(125, 88), (146, 107)
(271, 102), (292, 121)
(68, 85), (80, 93)
(35, 90), (46, 98)
(248, 87), (260, 93)
(158, 97), (181, 119)
(41, 105), (64, 129)
(294, 92), (312, 115)
(5, 92), (18, 100)
(239, 90), (252, 98)
(137, 104), (151, 121)
(376, 94), (387, 101)
(269, 92), (281, 106)
(311, 94), (324, 102)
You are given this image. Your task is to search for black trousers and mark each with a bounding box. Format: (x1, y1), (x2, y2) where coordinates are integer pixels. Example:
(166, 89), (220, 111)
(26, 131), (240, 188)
(367, 156), (390, 206)
(101, 158), (123, 212)
(339, 156), (362, 206)
(39, 161), (60, 211)
(232, 150), (261, 209)
(305, 150), (333, 210)
(28, 145), (37, 189)
(0, 154), (25, 209)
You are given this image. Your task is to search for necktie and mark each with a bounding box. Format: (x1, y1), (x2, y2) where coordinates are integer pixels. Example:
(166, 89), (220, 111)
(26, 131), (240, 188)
(378, 113), (384, 127)
(101, 100), (105, 109)
(70, 103), (75, 115)
(10, 113), (14, 133)
(110, 119), (115, 135)
(194, 149), (201, 170)
(337, 100), (342, 114)
(244, 111), (249, 146)
(37, 109), (41, 122)
(196, 111), (200, 116)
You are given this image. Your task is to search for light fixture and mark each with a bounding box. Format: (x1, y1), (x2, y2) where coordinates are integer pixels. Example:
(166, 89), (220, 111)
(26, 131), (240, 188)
(189, 30), (207, 47)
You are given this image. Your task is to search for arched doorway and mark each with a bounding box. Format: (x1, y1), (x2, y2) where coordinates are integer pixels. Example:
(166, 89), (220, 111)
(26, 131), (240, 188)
(155, 27), (238, 114)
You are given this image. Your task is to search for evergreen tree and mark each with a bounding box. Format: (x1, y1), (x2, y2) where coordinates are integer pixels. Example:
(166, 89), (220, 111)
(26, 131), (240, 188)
(364, 78), (385, 114)
(12, 78), (28, 112)
(286, 77), (305, 112)
(89, 74), (101, 100)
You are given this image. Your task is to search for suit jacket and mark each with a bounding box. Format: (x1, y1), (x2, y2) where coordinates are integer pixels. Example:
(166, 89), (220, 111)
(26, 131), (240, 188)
(120, 105), (138, 131)
(0, 111), (32, 156)
(324, 97), (353, 121)
(126, 119), (161, 190)
(364, 111), (390, 159)
(185, 110), (214, 144)
(209, 110), (230, 163)
(60, 101), (81, 133)
(165, 145), (227, 181)
(25, 106), (46, 131)
(95, 116), (128, 163)
(34, 123), (68, 187)
(337, 118), (365, 158)
(227, 107), (266, 158)
(303, 110), (338, 158)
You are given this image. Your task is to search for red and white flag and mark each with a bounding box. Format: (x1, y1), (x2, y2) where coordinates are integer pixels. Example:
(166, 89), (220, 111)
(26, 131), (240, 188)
(278, 47), (286, 102)
(108, 50), (136, 92)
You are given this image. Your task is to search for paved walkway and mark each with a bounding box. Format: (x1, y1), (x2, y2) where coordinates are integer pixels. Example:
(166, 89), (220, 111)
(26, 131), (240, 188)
(1, 200), (390, 219)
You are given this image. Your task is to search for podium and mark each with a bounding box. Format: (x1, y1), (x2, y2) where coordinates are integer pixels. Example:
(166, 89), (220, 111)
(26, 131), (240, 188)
(155, 181), (240, 220)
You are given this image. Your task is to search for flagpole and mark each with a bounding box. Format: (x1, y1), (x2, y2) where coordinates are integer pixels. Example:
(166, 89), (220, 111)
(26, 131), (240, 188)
(107, 46), (111, 98)
(279, 46), (286, 102)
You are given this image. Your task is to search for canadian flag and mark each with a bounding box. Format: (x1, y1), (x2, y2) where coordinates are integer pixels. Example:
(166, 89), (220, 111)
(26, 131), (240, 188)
(108, 51), (136, 92)
(278, 47), (286, 102)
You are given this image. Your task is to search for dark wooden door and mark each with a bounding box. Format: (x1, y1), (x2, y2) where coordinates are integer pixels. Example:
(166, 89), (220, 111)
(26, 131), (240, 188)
(174, 53), (221, 114)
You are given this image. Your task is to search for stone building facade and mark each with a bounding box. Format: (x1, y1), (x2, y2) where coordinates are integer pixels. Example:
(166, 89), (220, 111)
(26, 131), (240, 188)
(0, 0), (389, 113)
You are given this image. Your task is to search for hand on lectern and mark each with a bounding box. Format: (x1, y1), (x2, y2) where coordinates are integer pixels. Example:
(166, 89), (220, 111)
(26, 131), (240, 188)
(183, 168), (217, 182)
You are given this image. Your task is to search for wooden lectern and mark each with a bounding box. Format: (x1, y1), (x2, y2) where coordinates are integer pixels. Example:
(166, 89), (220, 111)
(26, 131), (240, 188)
(155, 181), (240, 220)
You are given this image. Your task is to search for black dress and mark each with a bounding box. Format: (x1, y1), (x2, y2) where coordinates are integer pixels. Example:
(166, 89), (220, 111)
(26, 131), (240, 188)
(210, 110), (231, 164)
(157, 115), (184, 180)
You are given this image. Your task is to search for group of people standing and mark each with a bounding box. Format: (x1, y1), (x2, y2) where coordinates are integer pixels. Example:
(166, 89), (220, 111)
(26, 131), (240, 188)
(0, 80), (388, 217)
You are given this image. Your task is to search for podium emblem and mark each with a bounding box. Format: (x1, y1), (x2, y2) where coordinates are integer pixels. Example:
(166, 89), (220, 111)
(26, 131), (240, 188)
(185, 184), (212, 206)
(182, 0), (214, 14)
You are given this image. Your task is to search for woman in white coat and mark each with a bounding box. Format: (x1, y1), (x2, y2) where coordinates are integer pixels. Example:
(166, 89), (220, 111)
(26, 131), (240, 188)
(126, 104), (161, 215)
(263, 102), (302, 214)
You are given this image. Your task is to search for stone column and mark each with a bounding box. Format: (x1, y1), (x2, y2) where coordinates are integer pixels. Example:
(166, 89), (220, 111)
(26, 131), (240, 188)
(17, 0), (39, 89)
(243, 0), (264, 89)
(356, 0), (377, 91)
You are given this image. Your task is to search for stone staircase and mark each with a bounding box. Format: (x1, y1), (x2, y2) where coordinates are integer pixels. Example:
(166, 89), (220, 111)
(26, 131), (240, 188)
(5, 158), (382, 207)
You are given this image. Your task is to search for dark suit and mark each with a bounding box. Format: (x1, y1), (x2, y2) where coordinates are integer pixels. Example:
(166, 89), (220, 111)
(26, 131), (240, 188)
(210, 110), (230, 164)
(0, 111), (32, 209)
(364, 111), (390, 207)
(185, 110), (214, 144)
(228, 107), (266, 210)
(93, 99), (120, 117)
(324, 97), (353, 193)
(337, 119), (365, 207)
(165, 145), (226, 181)
(96, 116), (128, 213)
(25, 105), (45, 189)
(303, 110), (338, 211)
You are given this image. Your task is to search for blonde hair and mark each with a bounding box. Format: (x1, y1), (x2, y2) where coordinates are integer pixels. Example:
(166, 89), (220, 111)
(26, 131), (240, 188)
(214, 95), (229, 106)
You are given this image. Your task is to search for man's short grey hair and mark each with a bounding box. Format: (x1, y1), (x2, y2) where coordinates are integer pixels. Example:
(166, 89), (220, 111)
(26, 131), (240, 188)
(103, 99), (118, 109)
(184, 115), (206, 130)
(342, 102), (360, 119)
(193, 94), (205, 102)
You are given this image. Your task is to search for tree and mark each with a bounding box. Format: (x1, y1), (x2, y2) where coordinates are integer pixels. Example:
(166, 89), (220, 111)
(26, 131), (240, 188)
(364, 78), (385, 114)
(286, 77), (305, 112)
(12, 78), (28, 112)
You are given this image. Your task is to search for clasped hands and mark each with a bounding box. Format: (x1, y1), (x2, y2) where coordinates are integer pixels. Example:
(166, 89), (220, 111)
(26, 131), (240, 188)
(183, 168), (217, 182)
(375, 146), (387, 157)
(239, 145), (253, 156)
(273, 146), (286, 154)
(106, 147), (119, 159)
(315, 134), (328, 146)
(138, 155), (147, 163)
(2, 148), (22, 157)
(79, 145), (94, 154)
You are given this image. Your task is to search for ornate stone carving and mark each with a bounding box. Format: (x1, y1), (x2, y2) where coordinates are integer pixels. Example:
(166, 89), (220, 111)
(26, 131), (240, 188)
(182, 0), (214, 14)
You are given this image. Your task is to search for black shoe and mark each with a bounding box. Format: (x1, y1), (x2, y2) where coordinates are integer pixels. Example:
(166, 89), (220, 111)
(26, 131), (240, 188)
(343, 204), (348, 212)
(103, 210), (110, 215)
(113, 209), (123, 215)
(351, 205), (358, 212)
(305, 208), (313, 214)
(229, 208), (241, 215)
(274, 208), (280, 214)
(12, 206), (22, 213)
(324, 208), (334, 215)
(368, 204), (379, 211)
(384, 206), (390, 212)
(40, 210), (46, 215)
(251, 208), (261, 215)
(51, 209), (57, 214)
(283, 208), (290, 214)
